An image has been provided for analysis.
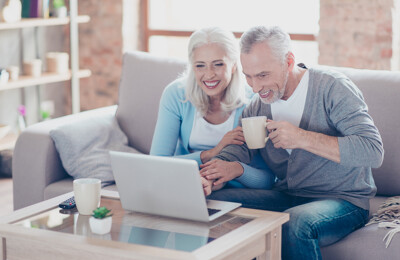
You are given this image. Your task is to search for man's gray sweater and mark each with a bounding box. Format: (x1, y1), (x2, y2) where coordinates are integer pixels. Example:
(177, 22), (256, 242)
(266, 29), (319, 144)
(215, 67), (384, 210)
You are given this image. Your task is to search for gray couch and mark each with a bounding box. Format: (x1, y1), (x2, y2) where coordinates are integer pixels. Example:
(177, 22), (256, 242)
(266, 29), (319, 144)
(13, 51), (400, 259)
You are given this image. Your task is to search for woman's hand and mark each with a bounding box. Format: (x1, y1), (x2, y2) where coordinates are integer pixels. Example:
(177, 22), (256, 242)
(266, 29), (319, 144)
(216, 126), (245, 151)
(200, 126), (245, 163)
(201, 176), (212, 196)
(200, 159), (244, 186)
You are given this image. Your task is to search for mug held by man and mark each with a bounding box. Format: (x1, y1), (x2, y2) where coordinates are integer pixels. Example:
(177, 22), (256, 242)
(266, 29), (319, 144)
(241, 116), (269, 149)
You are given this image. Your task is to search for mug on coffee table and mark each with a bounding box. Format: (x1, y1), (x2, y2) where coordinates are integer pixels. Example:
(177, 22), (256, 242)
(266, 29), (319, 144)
(241, 116), (269, 149)
(73, 178), (101, 215)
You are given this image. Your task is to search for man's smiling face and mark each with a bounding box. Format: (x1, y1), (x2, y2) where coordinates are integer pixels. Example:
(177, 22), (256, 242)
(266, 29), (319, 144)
(241, 42), (289, 104)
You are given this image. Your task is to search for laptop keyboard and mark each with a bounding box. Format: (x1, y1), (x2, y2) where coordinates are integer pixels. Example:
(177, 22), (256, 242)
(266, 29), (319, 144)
(207, 208), (221, 216)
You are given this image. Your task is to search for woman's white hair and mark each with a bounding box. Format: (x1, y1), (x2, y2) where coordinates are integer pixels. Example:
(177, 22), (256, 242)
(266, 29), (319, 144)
(240, 26), (292, 64)
(182, 27), (247, 116)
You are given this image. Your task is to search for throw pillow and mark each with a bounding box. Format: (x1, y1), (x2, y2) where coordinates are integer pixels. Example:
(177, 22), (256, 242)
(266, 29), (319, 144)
(50, 114), (139, 186)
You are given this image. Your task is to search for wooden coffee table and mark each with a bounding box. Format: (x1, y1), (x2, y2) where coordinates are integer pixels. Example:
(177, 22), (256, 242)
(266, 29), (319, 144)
(0, 190), (289, 260)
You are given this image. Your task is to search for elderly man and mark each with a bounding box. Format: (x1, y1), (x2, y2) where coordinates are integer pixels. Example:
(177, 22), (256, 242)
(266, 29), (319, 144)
(201, 26), (384, 260)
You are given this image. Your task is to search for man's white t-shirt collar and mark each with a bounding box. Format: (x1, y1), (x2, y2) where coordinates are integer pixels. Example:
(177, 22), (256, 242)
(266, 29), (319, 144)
(271, 70), (309, 154)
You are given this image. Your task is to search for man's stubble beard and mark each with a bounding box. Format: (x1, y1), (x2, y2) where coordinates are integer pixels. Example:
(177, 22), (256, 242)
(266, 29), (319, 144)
(260, 69), (289, 105)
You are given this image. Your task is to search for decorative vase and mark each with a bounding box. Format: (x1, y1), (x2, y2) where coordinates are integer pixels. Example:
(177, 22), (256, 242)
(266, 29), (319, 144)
(89, 216), (112, 235)
(1, 0), (22, 23)
(54, 6), (67, 18)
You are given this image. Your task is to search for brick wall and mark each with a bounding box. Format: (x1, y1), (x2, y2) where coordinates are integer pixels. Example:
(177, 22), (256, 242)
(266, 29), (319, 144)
(65, 0), (124, 113)
(392, 0), (400, 70)
(67, 0), (398, 114)
(319, 0), (394, 70)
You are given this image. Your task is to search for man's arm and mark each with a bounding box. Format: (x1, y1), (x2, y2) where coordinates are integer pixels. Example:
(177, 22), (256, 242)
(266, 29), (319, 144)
(200, 159), (276, 188)
(202, 143), (254, 186)
(268, 76), (383, 168)
(267, 120), (340, 163)
(328, 78), (383, 168)
(302, 131), (340, 163)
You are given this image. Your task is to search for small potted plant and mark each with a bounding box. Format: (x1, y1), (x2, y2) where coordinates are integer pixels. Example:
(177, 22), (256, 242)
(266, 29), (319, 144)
(89, 207), (113, 235)
(53, 0), (67, 18)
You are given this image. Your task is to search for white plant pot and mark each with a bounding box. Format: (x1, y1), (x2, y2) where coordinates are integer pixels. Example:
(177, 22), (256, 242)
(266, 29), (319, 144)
(54, 6), (67, 18)
(89, 216), (112, 235)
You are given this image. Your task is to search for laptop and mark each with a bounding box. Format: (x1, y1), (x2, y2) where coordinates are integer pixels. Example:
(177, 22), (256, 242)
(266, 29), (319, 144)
(109, 151), (241, 222)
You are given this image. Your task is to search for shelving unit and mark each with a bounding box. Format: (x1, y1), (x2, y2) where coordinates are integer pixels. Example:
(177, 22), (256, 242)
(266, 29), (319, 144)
(0, 0), (90, 151)
(0, 69), (91, 91)
(0, 15), (91, 104)
(0, 16), (90, 30)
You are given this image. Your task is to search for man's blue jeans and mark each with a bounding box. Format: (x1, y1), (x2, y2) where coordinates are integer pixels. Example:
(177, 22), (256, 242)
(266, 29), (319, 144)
(208, 189), (369, 260)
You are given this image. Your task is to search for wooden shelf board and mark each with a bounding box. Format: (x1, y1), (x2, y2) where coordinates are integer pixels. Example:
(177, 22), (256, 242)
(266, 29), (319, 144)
(0, 69), (91, 91)
(0, 16), (90, 30)
(0, 133), (18, 151)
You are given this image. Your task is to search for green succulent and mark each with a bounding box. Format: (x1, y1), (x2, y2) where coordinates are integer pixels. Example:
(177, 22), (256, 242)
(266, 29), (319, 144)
(53, 0), (66, 9)
(92, 207), (112, 219)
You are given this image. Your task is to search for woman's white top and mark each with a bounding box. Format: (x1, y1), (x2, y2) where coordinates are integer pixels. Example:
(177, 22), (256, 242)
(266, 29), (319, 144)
(189, 109), (236, 152)
(271, 70), (309, 154)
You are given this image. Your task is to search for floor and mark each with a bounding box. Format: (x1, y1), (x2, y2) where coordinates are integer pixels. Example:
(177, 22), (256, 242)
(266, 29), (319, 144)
(0, 177), (13, 217)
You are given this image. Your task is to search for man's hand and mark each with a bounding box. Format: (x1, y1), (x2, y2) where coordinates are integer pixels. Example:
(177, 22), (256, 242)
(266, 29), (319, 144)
(201, 176), (212, 196)
(200, 159), (244, 186)
(267, 120), (306, 149)
(267, 119), (340, 163)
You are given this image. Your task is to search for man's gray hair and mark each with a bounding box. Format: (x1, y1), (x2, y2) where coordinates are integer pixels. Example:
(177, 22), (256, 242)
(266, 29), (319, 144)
(240, 26), (292, 63)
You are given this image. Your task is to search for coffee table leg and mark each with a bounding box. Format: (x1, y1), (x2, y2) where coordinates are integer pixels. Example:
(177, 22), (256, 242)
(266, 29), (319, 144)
(257, 226), (282, 260)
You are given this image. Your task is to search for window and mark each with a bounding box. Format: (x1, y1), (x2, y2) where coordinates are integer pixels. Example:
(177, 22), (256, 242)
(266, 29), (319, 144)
(144, 0), (319, 66)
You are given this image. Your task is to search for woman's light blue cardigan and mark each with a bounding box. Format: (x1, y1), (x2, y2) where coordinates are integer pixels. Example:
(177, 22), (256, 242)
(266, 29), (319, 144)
(150, 78), (275, 189)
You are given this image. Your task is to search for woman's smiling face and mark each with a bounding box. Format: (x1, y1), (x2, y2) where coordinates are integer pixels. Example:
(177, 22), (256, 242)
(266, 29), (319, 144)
(192, 43), (236, 100)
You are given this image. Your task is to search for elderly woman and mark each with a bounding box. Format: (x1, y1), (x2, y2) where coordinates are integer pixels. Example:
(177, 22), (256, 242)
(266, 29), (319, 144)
(150, 27), (274, 192)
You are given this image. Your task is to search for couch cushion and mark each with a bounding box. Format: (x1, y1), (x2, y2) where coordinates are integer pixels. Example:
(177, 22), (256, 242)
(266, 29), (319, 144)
(326, 67), (400, 196)
(369, 196), (390, 218)
(321, 223), (400, 260)
(116, 51), (186, 154)
(50, 113), (138, 185)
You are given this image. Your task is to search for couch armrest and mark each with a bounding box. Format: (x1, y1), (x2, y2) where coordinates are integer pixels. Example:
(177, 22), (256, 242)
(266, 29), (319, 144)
(12, 105), (117, 210)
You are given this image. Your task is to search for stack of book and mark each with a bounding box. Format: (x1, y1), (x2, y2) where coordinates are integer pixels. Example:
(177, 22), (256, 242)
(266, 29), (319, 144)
(21, 0), (50, 18)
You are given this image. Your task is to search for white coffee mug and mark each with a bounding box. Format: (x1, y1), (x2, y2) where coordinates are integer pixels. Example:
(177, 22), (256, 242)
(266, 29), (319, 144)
(73, 178), (101, 215)
(241, 116), (269, 149)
